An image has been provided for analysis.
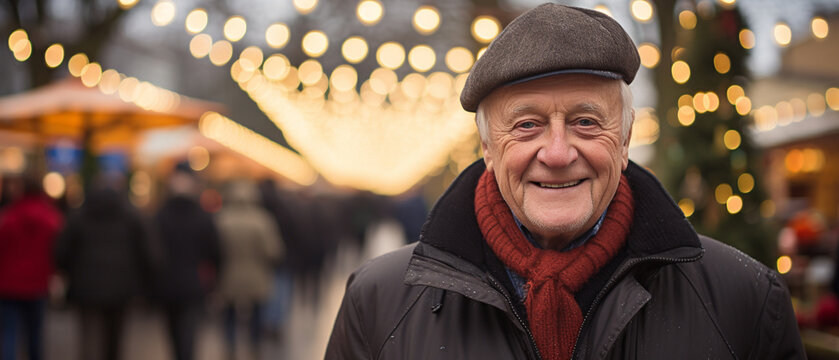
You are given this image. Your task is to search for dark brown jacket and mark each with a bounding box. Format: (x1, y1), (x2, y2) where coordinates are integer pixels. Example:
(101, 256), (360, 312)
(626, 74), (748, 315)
(326, 161), (805, 359)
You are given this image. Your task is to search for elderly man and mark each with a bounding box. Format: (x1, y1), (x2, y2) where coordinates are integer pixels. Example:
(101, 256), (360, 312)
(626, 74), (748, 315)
(326, 4), (804, 359)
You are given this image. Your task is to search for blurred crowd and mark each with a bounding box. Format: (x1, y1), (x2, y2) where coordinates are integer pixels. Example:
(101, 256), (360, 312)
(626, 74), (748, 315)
(0, 164), (428, 360)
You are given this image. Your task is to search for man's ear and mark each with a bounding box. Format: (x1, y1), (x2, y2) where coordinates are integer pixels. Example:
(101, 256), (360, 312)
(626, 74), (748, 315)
(621, 109), (634, 170)
(481, 141), (494, 172)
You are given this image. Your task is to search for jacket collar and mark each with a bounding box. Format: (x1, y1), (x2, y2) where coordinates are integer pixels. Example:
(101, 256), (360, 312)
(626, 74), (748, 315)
(418, 159), (702, 270)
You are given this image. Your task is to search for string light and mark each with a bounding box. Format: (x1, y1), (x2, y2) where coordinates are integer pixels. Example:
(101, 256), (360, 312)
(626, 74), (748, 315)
(342, 36), (368, 64)
(357, 0), (384, 26)
(671, 60), (691, 84)
(593, 5), (612, 17)
(118, 0), (139, 10)
(302, 30), (328, 58)
(777, 256), (792, 274)
(408, 45), (436, 72)
(811, 17), (829, 39)
(826, 88), (839, 111)
(185, 9), (208, 34)
(715, 184), (733, 204)
(44, 44), (64, 68)
(188, 146), (210, 171)
(293, 0), (318, 15)
(209, 40), (233, 66)
(80, 62), (103, 87)
(723, 129), (741, 150)
(737, 173), (754, 193)
(739, 29), (755, 49)
(630, 0), (654, 23)
(471, 16), (501, 44)
(413, 6), (441, 35)
(773, 22), (792, 46)
(190, 34), (213, 58)
(678, 198), (695, 217)
(67, 53), (89, 77)
(726, 195), (743, 214)
(637, 43), (660, 68)
(445, 47), (474, 73)
(151, 0), (176, 27)
(678, 10), (697, 30)
(376, 42), (405, 70)
(224, 16), (247, 42)
(713, 52), (731, 74)
(266, 23), (290, 49)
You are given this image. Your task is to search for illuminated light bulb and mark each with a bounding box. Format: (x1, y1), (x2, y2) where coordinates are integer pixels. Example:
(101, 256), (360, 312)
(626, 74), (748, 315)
(408, 45), (435, 72)
(737, 173), (754, 193)
(735, 97), (751, 115)
(239, 46), (264, 71)
(677, 105), (695, 126)
(777, 256), (792, 274)
(678, 198), (695, 217)
(185, 9), (208, 34)
(263, 54), (290, 80)
(807, 93), (826, 116)
(369, 67), (397, 95)
(773, 23), (792, 47)
(357, 0), (384, 26)
(266, 23), (290, 49)
(637, 43), (660, 68)
(43, 172), (65, 199)
(739, 29), (755, 49)
(151, 0), (176, 27)
(224, 16), (247, 42)
(723, 130), (741, 150)
(189, 34), (213, 58)
(118, 0), (139, 9)
(713, 52), (731, 74)
(826, 88), (839, 111)
(298, 59), (323, 86)
(413, 6), (441, 35)
(671, 60), (690, 84)
(293, 0), (318, 15)
(376, 42), (405, 70)
(678, 10), (696, 30)
(188, 146), (210, 171)
(98, 69), (121, 94)
(471, 16), (501, 44)
(445, 47), (474, 73)
(714, 184), (733, 204)
(726, 84), (744, 104)
(593, 5), (612, 17)
(118, 77), (140, 102)
(630, 0), (654, 23)
(330, 65), (358, 92)
(341, 36), (368, 64)
(726, 195), (743, 214)
(209, 40), (233, 66)
(302, 30), (328, 58)
(67, 53), (89, 77)
(812, 17), (829, 39)
(44, 43), (64, 68)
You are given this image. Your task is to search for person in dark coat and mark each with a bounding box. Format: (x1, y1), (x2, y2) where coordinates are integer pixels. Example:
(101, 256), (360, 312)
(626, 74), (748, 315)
(54, 174), (149, 360)
(151, 165), (221, 360)
(326, 4), (805, 359)
(0, 175), (63, 360)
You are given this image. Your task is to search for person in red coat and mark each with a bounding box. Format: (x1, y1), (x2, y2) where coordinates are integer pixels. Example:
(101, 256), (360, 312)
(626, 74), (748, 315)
(0, 175), (64, 360)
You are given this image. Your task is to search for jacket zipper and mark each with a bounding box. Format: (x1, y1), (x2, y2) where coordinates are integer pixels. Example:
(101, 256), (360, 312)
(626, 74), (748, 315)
(570, 252), (703, 359)
(487, 275), (543, 360)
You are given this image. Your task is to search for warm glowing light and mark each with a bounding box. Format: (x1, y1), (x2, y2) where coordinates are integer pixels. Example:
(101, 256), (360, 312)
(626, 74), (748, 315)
(151, 0), (176, 27)
(8, 29), (27, 51)
(777, 256), (792, 274)
(263, 54), (290, 81)
(723, 130), (741, 150)
(413, 6), (441, 35)
(376, 42), (405, 70)
(185, 9), (208, 34)
(671, 60), (690, 84)
(678, 198), (695, 217)
(802, 148), (825, 172)
(630, 0), (654, 22)
(44, 44), (64, 68)
(719, 0), (737, 6)
(738, 173), (755, 193)
(99, 69), (121, 94)
(735, 97), (751, 115)
(118, 77), (140, 102)
(726, 84), (744, 104)
(342, 36), (368, 64)
(713, 52), (731, 74)
(67, 53), (89, 77)
(826, 88), (839, 111)
(678, 10), (696, 30)
(593, 5), (612, 17)
(190, 34), (213, 58)
(785, 149), (804, 173)
(678, 94), (693, 107)
(266, 23), (290, 49)
(638, 43), (660, 68)
(807, 93), (827, 116)
(302, 30), (328, 58)
(224, 16), (247, 42)
(812, 17), (829, 39)
(739, 29), (755, 49)
(726, 195), (743, 214)
(761, 200), (776, 218)
(357, 0), (384, 26)
(677, 106), (695, 126)
(239, 46), (264, 71)
(471, 16), (501, 44)
(298, 59), (323, 86)
(43, 172), (65, 199)
(209, 40), (233, 66)
(0, 147), (25, 173)
(773, 23), (792, 46)
(80, 62), (103, 87)
(715, 184), (733, 204)
(330, 65), (358, 92)
(369, 68), (397, 95)
(118, 0), (139, 9)
(445, 47), (474, 73)
(188, 146), (210, 171)
(293, 0), (318, 15)
(408, 45), (436, 72)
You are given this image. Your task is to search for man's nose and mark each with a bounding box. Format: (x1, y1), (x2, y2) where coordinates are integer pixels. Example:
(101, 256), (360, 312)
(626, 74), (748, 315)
(536, 126), (578, 168)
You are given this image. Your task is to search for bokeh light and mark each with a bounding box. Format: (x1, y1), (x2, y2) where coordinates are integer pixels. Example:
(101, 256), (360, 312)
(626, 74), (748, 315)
(677, 105), (695, 126)
(67, 53), (89, 77)
(738, 173), (755, 193)
(188, 146), (210, 171)
(739, 29), (756, 49)
(118, 0), (139, 10)
(99, 69), (121, 94)
(638, 43), (660, 68)
(342, 36), (368, 64)
(826, 88), (839, 111)
(302, 30), (329, 58)
(726, 195), (743, 214)
(266, 23), (290, 49)
(298, 59), (323, 86)
(445, 47), (474, 73)
(209, 40), (233, 66)
(713, 52), (731, 74)
(43, 172), (66, 199)
(773, 23), (792, 46)
(376, 42), (405, 70)
(726, 84), (744, 104)
(678, 198), (695, 217)
(630, 0), (654, 23)
(224, 16), (247, 42)
(408, 45), (436, 72)
(723, 129), (741, 150)
(80, 62), (103, 87)
(151, 0), (176, 27)
(263, 54), (290, 81)
(413, 6), (441, 35)
(671, 60), (690, 84)
(294, 0), (318, 15)
(593, 5), (613, 17)
(807, 92), (826, 116)
(357, 0), (384, 26)
(190, 34), (213, 58)
(715, 184), (733, 204)
(330, 65), (358, 92)
(44, 43), (64, 68)
(735, 97), (752, 115)
(679, 10), (697, 30)
(185, 9), (208, 34)
(777, 256), (792, 274)
(471, 16), (501, 44)
(811, 17), (829, 39)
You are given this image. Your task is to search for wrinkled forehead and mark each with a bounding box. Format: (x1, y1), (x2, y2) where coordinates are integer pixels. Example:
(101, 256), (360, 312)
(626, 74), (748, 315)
(481, 74), (624, 118)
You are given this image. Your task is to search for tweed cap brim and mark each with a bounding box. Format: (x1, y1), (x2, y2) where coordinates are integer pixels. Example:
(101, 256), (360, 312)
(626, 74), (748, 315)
(460, 3), (641, 112)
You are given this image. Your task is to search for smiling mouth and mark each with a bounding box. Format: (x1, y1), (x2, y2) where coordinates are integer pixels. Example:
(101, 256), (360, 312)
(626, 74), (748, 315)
(536, 179), (583, 189)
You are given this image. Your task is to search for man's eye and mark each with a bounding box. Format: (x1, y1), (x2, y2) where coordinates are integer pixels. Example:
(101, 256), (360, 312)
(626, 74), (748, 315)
(578, 118), (596, 126)
(518, 121), (536, 129)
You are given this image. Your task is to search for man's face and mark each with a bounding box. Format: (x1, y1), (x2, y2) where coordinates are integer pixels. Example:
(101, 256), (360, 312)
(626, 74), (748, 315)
(480, 74), (632, 249)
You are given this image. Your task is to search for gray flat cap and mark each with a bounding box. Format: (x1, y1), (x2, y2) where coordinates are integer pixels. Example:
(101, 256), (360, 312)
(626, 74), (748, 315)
(460, 3), (641, 112)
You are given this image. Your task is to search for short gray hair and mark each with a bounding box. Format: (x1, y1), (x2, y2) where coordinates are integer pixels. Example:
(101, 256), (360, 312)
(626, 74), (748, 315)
(475, 81), (634, 143)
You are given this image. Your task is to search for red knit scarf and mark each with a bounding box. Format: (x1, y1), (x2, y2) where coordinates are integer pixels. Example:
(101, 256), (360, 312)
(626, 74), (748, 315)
(474, 170), (634, 360)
